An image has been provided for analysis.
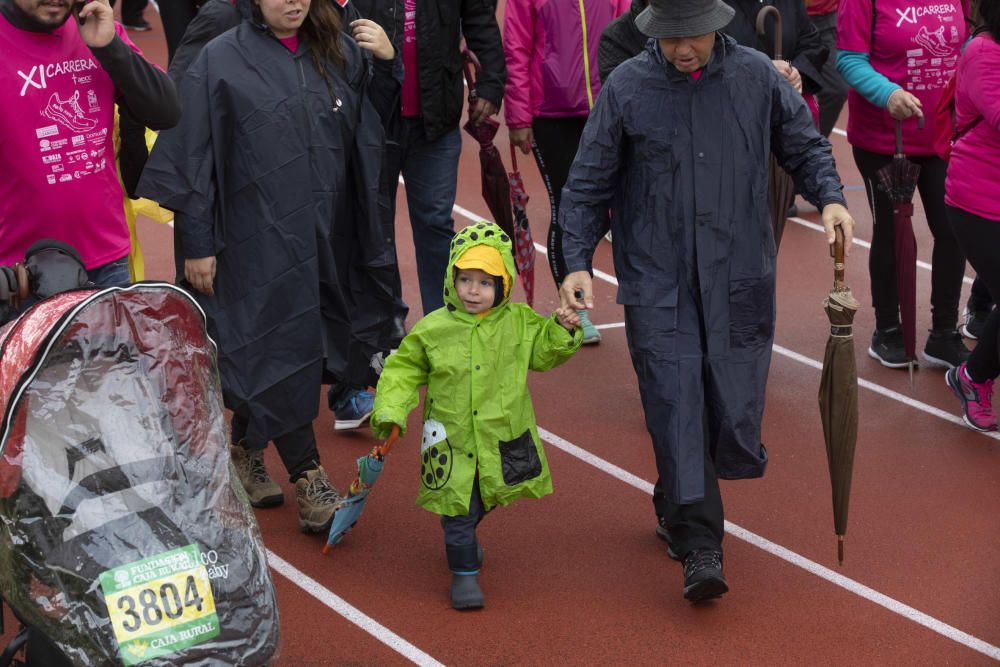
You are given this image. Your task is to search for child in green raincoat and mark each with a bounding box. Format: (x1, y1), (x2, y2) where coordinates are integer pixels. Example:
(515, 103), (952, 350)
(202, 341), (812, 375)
(371, 221), (582, 610)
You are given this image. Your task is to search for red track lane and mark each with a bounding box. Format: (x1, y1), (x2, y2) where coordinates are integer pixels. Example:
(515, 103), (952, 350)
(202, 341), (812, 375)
(2, 7), (998, 665)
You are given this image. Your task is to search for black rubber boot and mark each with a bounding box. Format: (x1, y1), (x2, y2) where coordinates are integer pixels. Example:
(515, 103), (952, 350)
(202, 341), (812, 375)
(446, 543), (484, 610)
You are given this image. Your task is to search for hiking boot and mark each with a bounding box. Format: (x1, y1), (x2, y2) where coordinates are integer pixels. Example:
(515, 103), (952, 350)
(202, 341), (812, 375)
(578, 310), (601, 345)
(655, 516), (681, 562)
(294, 466), (343, 533)
(946, 362), (997, 432)
(230, 444), (283, 508)
(333, 389), (375, 431)
(868, 326), (910, 368)
(960, 306), (990, 340)
(682, 549), (728, 603)
(922, 329), (970, 369)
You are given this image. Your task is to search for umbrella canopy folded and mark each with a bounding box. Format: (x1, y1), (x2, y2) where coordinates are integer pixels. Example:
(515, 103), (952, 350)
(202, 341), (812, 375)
(323, 425), (400, 552)
(876, 119), (923, 380)
(462, 49), (516, 240)
(818, 227), (860, 564)
(508, 146), (536, 305)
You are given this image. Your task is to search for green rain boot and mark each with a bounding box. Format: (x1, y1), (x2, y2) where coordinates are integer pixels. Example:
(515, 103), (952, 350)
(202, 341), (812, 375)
(446, 543), (484, 610)
(578, 309), (602, 345)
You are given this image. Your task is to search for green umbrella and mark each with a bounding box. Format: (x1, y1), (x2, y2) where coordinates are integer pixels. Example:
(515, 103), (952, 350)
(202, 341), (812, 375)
(818, 227), (860, 564)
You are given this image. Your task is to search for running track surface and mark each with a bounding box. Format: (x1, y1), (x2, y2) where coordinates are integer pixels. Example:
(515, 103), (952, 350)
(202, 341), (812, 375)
(3, 7), (998, 665)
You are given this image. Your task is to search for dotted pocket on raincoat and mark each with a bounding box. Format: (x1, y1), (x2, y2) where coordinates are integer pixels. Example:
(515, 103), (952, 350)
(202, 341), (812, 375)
(498, 430), (541, 486)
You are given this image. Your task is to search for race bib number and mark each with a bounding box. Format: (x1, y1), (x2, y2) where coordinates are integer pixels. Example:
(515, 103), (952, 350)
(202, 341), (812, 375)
(99, 545), (220, 666)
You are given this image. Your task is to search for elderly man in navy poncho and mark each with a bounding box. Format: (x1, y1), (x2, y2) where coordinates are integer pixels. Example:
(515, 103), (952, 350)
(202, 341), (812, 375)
(558, 0), (855, 603)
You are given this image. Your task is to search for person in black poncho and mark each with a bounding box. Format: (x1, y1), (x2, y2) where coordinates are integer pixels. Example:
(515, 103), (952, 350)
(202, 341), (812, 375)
(138, 0), (400, 533)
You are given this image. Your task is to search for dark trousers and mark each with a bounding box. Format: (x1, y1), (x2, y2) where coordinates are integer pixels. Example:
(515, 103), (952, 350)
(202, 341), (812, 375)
(440, 478), (487, 547)
(159, 0), (201, 62)
(652, 416), (725, 561)
(531, 116), (588, 288)
(110, 0), (147, 25)
(387, 118), (461, 315)
(853, 147), (965, 331)
(968, 276), (994, 312)
(231, 414), (319, 482)
(810, 12), (849, 138)
(945, 205), (1000, 382)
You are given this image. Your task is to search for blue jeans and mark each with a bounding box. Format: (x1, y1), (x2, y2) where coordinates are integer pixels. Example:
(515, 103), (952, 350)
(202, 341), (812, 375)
(396, 119), (462, 315)
(87, 255), (131, 287)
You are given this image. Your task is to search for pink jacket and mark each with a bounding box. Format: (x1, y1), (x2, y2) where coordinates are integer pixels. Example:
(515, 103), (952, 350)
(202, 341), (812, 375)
(945, 34), (1000, 222)
(503, 0), (629, 129)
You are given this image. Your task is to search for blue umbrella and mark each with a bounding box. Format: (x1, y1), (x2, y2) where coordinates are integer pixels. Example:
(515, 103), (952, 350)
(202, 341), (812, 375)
(323, 425), (400, 553)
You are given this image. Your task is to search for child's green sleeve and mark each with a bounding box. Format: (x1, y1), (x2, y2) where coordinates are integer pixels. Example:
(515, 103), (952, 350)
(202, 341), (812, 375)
(529, 311), (583, 372)
(371, 330), (429, 440)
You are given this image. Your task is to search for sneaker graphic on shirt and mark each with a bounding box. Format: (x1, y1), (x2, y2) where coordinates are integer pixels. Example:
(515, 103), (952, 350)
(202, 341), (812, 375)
(41, 91), (98, 134)
(914, 25), (952, 58)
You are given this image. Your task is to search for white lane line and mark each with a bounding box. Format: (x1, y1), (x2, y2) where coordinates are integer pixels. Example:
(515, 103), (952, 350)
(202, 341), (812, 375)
(833, 127), (848, 137)
(772, 344), (1000, 441)
(594, 322), (626, 330)
(536, 427), (1000, 662)
(789, 217), (974, 286)
(266, 550), (445, 667)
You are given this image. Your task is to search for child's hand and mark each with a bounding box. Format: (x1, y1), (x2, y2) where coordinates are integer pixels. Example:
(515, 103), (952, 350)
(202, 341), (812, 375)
(555, 306), (580, 332)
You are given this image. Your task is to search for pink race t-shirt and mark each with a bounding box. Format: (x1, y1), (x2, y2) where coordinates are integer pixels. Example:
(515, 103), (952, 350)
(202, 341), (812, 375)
(837, 0), (967, 155)
(278, 35), (299, 53)
(401, 0), (420, 117)
(0, 20), (143, 269)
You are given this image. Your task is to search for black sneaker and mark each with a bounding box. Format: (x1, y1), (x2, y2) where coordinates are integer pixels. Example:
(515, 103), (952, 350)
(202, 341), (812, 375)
(868, 326), (911, 368)
(655, 516), (681, 562)
(123, 19), (151, 31)
(682, 549), (728, 603)
(960, 307), (990, 340)
(922, 329), (970, 369)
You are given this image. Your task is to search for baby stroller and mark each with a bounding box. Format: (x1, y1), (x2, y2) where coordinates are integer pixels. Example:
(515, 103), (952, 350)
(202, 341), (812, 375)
(0, 248), (279, 666)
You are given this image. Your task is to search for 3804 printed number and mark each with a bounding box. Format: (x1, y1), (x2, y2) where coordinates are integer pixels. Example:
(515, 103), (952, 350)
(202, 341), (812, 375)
(114, 574), (206, 633)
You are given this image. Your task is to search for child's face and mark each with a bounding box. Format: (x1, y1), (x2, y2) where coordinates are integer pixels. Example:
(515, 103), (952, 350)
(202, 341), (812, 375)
(454, 268), (497, 314)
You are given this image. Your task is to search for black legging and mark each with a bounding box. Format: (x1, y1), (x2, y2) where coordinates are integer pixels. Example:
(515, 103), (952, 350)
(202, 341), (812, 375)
(852, 147), (966, 332)
(531, 116), (588, 288)
(945, 205), (1000, 383)
(158, 0), (201, 62)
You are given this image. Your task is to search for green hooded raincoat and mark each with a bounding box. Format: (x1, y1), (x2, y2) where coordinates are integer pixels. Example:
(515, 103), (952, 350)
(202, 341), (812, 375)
(372, 222), (582, 516)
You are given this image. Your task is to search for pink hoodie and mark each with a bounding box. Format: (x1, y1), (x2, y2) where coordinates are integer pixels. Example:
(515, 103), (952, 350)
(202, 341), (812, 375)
(503, 0), (629, 129)
(945, 34), (1000, 222)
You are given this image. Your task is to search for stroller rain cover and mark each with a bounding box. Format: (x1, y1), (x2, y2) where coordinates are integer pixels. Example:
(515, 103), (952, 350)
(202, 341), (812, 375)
(0, 284), (279, 666)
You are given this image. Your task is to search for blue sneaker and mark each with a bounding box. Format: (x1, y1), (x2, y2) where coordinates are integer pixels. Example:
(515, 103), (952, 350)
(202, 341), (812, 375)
(333, 389), (375, 431)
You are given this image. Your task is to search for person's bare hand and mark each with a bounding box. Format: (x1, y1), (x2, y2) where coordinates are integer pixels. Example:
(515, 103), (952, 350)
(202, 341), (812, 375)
(887, 89), (923, 120)
(470, 98), (498, 125)
(509, 127), (533, 154)
(351, 19), (394, 60)
(787, 66), (802, 93)
(771, 59), (792, 78)
(185, 257), (217, 296)
(77, 0), (115, 48)
(555, 306), (580, 332)
(559, 271), (593, 310)
(821, 203), (855, 256)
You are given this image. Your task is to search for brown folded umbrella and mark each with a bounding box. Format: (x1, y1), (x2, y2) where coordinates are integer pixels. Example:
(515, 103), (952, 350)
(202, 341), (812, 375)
(818, 226), (860, 564)
(756, 5), (796, 248)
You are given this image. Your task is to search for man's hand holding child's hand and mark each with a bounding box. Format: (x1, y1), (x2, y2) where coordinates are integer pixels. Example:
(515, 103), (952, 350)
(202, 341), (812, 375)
(555, 306), (580, 333)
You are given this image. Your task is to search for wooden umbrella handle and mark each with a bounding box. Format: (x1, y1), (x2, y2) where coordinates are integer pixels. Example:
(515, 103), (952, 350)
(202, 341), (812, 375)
(755, 6), (783, 61)
(832, 226), (846, 289)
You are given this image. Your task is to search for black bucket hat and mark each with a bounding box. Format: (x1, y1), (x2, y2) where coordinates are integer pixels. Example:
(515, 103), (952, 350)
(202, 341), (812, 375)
(635, 0), (735, 38)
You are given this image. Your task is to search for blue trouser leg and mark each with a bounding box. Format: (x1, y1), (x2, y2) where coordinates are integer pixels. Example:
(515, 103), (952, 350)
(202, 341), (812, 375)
(86, 255), (131, 287)
(440, 478), (487, 548)
(399, 120), (461, 315)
